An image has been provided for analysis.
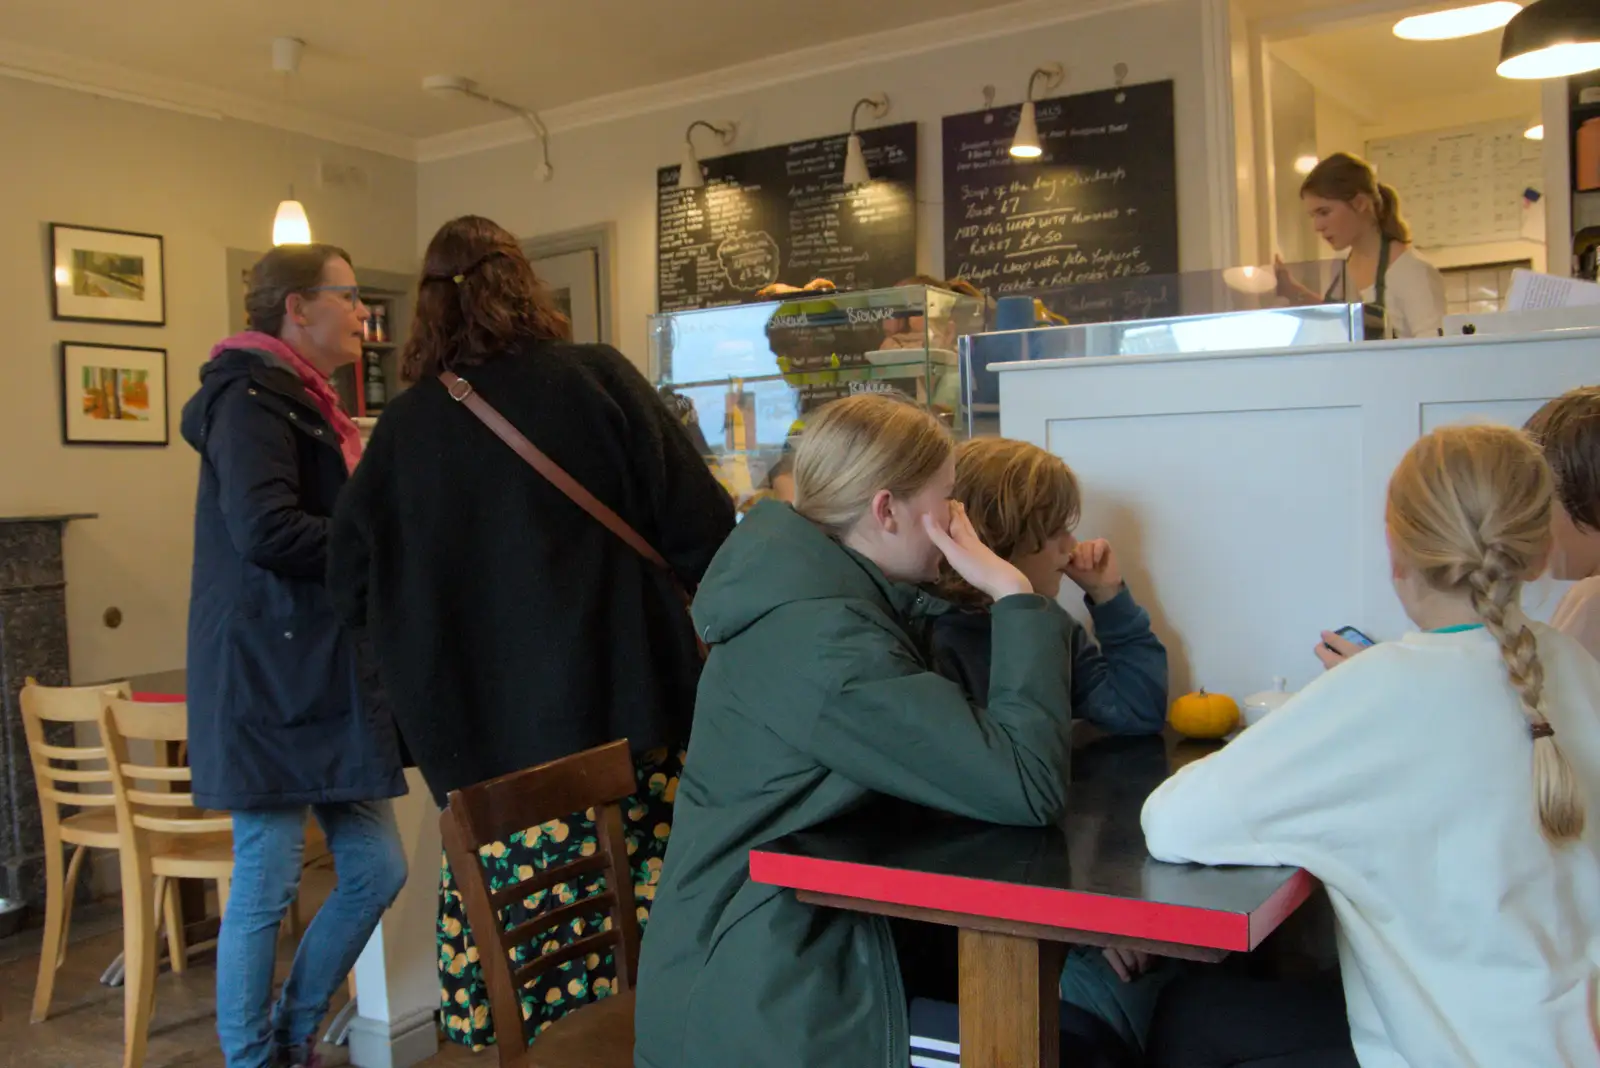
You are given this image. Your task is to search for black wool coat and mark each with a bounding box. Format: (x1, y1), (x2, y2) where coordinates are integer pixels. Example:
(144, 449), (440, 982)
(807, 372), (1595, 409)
(328, 340), (735, 806)
(180, 348), (407, 810)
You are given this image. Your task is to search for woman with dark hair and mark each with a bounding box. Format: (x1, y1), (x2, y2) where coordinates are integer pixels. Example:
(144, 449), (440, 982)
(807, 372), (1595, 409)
(1274, 151), (1445, 339)
(180, 244), (408, 1068)
(328, 215), (734, 1050)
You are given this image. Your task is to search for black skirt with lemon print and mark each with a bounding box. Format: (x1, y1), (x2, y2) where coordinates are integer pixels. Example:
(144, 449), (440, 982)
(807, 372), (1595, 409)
(437, 747), (685, 1050)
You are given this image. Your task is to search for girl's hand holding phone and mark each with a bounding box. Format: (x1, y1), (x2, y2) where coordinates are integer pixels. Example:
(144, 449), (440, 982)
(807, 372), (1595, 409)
(1065, 538), (1124, 604)
(1316, 629), (1369, 670)
(924, 502), (1032, 602)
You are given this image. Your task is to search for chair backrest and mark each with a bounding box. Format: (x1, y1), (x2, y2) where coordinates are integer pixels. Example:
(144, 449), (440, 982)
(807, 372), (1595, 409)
(19, 677), (132, 822)
(440, 740), (641, 1055)
(99, 698), (230, 837)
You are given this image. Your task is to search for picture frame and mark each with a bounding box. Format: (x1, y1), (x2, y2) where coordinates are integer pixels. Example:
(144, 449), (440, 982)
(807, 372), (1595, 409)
(60, 342), (169, 446)
(49, 223), (166, 326)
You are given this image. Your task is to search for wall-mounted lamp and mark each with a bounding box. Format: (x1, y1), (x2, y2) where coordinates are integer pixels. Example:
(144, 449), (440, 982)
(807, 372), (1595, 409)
(844, 96), (890, 186)
(1011, 64), (1064, 160)
(423, 75), (554, 181)
(1497, 0), (1600, 79)
(679, 120), (737, 190)
(1525, 122), (1546, 140)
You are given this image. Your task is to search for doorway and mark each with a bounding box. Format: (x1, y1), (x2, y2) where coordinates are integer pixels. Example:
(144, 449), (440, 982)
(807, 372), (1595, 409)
(520, 224), (615, 345)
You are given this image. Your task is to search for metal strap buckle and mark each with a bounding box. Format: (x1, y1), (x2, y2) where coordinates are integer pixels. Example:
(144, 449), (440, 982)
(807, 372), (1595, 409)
(447, 377), (474, 402)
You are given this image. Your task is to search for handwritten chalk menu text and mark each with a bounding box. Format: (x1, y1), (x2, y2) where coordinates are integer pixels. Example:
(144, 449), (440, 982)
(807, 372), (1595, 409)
(657, 123), (918, 312)
(942, 80), (1177, 296)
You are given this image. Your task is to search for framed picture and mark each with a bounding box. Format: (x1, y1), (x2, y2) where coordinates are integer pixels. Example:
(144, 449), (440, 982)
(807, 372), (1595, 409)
(49, 223), (166, 326)
(60, 342), (169, 446)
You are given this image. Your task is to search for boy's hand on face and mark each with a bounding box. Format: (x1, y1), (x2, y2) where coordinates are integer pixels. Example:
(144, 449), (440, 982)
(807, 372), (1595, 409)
(1065, 538), (1124, 604)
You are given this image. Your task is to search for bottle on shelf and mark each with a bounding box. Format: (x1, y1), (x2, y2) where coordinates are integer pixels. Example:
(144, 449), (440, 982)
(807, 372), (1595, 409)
(371, 304), (389, 344)
(363, 350), (387, 413)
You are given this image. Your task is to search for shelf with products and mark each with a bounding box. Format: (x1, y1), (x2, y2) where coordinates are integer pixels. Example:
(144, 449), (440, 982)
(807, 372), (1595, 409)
(1568, 75), (1600, 280)
(650, 284), (986, 505)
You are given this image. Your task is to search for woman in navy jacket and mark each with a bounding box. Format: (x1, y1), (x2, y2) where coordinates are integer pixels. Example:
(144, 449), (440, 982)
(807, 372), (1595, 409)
(180, 244), (406, 1068)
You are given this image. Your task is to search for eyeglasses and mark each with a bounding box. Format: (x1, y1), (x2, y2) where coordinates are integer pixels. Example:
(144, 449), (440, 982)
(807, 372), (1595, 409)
(304, 285), (364, 309)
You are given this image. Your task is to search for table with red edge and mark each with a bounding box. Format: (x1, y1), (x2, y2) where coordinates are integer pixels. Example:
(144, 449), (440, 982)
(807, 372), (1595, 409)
(747, 734), (1316, 1067)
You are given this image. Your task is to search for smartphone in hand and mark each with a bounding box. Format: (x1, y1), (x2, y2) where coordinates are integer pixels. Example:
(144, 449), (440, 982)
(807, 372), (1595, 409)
(1330, 625), (1375, 650)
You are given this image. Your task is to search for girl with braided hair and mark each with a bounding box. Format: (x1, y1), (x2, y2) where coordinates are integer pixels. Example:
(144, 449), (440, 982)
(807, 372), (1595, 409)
(1139, 424), (1600, 1068)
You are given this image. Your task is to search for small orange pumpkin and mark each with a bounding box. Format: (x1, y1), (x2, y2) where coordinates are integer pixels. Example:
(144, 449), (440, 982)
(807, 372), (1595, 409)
(1168, 688), (1240, 740)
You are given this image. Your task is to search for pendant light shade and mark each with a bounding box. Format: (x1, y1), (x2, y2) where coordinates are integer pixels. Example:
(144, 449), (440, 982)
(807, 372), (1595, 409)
(1393, 2), (1520, 41)
(678, 139), (705, 189)
(1498, 0), (1600, 79)
(272, 195), (312, 246)
(1010, 101), (1043, 158)
(842, 134), (871, 186)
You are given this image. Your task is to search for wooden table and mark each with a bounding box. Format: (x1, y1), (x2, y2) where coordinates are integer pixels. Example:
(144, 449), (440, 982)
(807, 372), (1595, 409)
(749, 734), (1316, 1067)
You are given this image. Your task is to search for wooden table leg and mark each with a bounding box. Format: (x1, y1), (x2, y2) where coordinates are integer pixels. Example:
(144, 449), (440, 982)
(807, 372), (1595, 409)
(958, 928), (1066, 1068)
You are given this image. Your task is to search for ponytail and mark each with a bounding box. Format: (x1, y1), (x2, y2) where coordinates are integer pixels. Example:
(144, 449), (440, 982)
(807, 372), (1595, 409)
(1376, 183), (1412, 245)
(1386, 424), (1585, 845)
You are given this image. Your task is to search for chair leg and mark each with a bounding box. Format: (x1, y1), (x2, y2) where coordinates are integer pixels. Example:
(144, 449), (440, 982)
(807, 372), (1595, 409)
(58, 843), (89, 969)
(159, 877), (186, 975)
(30, 841), (74, 1023)
(215, 876), (230, 918)
(120, 857), (158, 1068)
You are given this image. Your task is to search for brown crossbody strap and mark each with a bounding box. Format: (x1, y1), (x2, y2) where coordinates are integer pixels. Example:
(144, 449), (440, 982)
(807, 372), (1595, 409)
(439, 370), (673, 573)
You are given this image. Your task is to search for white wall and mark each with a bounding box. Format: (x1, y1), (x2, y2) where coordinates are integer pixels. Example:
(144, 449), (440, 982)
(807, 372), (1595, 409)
(418, 0), (1221, 367)
(0, 76), (418, 684)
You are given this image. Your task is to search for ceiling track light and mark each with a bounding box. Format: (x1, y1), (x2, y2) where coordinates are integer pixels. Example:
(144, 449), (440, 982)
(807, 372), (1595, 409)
(1010, 63), (1064, 160)
(844, 95), (890, 186)
(677, 119), (737, 190)
(423, 75), (554, 180)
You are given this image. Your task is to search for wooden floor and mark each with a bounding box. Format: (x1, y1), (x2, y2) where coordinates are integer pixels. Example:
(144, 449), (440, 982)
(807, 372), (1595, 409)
(0, 902), (480, 1068)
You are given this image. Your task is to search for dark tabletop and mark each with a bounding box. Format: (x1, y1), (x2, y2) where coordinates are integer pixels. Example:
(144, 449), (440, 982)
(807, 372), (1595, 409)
(750, 733), (1314, 955)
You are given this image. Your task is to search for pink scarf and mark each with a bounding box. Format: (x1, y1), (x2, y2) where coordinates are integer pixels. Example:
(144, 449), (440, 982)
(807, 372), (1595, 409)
(210, 332), (363, 473)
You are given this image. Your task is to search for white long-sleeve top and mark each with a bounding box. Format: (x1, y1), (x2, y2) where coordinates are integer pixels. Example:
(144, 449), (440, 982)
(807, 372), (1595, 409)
(1143, 625), (1600, 1067)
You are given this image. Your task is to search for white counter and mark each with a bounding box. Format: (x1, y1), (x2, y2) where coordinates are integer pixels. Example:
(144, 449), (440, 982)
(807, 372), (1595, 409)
(996, 328), (1600, 700)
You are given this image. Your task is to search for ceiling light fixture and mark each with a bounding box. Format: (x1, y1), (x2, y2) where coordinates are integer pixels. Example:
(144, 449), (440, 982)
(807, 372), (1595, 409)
(270, 37), (311, 246)
(1011, 64), (1064, 160)
(1393, 2), (1522, 41)
(844, 95), (890, 186)
(1498, 0), (1600, 78)
(423, 75), (554, 180)
(676, 120), (736, 190)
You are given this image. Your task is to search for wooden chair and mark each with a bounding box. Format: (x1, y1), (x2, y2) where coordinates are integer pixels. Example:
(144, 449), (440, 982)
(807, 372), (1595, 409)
(20, 677), (132, 1022)
(440, 739), (642, 1068)
(100, 697), (234, 1068)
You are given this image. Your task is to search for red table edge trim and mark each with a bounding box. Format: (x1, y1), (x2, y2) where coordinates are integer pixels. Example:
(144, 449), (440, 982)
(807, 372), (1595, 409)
(1247, 867), (1318, 948)
(131, 692), (184, 703)
(749, 849), (1298, 951)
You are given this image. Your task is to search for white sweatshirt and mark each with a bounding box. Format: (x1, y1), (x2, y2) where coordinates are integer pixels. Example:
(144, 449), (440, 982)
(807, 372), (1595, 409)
(1143, 624), (1600, 1068)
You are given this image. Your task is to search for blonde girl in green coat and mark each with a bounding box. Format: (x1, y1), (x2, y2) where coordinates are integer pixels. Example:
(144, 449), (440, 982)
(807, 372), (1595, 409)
(635, 394), (1075, 1068)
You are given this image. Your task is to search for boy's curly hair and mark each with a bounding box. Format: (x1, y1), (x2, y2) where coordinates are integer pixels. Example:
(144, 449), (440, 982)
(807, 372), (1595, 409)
(1525, 387), (1600, 532)
(936, 437), (1081, 605)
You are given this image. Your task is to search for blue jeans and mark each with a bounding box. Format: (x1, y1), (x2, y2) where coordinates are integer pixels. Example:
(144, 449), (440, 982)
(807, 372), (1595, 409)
(216, 800), (408, 1068)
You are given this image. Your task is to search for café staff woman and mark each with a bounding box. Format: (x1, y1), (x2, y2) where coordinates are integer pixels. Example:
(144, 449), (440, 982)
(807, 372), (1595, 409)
(1276, 152), (1446, 339)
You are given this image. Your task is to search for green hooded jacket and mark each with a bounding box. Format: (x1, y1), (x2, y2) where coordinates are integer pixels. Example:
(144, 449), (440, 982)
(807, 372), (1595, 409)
(633, 501), (1072, 1068)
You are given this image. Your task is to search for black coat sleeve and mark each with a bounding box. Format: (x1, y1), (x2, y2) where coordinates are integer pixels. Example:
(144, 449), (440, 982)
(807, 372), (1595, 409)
(205, 384), (327, 579)
(588, 345), (736, 590)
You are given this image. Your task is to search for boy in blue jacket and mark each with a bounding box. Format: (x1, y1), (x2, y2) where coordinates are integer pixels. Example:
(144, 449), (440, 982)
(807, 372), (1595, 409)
(923, 436), (1172, 1065)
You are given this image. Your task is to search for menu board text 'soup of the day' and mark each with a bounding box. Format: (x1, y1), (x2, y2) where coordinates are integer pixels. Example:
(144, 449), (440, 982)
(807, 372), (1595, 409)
(941, 80), (1179, 298)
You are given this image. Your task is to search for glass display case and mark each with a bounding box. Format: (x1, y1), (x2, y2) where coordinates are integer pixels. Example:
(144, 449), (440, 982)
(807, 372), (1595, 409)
(650, 284), (986, 504)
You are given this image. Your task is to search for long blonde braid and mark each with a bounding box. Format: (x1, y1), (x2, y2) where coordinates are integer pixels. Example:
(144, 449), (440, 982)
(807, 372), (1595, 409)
(1387, 424), (1584, 843)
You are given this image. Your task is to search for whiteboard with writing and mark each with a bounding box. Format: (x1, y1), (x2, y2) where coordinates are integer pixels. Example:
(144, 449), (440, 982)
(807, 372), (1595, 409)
(1364, 119), (1541, 251)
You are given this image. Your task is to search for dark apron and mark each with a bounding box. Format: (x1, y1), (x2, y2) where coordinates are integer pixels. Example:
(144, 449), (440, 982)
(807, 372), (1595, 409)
(1325, 234), (1392, 340)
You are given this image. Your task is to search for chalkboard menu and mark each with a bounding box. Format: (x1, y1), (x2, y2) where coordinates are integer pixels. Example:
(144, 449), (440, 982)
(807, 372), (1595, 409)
(657, 123), (918, 312)
(941, 81), (1178, 305)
